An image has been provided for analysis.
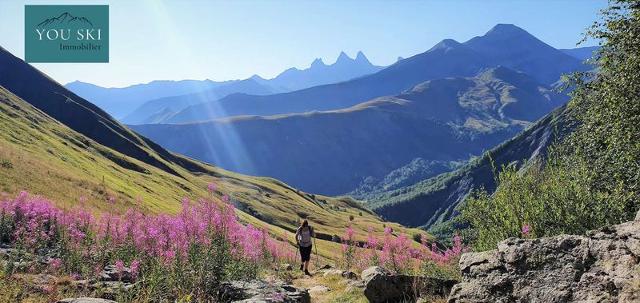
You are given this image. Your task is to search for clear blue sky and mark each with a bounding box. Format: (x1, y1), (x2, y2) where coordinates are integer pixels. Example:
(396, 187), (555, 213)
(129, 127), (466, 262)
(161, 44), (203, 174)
(0, 0), (607, 87)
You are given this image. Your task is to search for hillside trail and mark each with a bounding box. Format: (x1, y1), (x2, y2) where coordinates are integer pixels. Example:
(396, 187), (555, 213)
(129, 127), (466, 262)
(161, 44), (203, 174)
(276, 263), (368, 303)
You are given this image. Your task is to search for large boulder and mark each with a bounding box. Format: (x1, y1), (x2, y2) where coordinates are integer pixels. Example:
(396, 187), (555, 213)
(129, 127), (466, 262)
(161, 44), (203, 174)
(362, 266), (457, 303)
(448, 212), (640, 303)
(218, 280), (310, 303)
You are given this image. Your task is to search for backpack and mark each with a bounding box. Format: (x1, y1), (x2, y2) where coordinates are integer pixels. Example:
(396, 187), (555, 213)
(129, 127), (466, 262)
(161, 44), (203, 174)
(298, 226), (313, 247)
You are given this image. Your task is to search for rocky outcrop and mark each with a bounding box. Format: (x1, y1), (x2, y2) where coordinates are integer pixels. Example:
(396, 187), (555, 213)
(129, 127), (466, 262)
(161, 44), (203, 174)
(449, 213), (640, 302)
(362, 266), (458, 303)
(218, 280), (310, 303)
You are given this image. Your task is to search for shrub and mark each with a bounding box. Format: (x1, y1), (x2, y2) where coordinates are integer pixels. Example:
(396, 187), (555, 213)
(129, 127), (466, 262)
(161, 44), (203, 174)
(461, 156), (626, 251)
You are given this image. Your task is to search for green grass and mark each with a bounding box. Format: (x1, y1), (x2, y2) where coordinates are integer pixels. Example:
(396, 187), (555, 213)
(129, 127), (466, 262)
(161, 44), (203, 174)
(0, 86), (424, 262)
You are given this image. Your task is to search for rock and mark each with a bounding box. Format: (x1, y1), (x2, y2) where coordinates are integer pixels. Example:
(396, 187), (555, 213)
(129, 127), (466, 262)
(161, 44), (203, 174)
(319, 264), (332, 270)
(448, 217), (640, 303)
(308, 285), (330, 294)
(341, 270), (358, 280)
(99, 264), (133, 283)
(362, 266), (457, 303)
(57, 298), (117, 303)
(322, 269), (344, 278)
(218, 280), (310, 303)
(92, 281), (137, 300)
(282, 263), (293, 271)
(635, 209), (640, 221)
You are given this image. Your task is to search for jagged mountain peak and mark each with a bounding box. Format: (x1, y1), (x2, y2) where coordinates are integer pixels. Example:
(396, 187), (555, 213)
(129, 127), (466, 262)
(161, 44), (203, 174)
(335, 51), (353, 64)
(355, 51), (370, 64)
(311, 57), (326, 68)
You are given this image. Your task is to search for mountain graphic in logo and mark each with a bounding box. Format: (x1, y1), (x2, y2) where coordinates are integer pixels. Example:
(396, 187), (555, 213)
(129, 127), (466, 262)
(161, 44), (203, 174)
(37, 12), (94, 27)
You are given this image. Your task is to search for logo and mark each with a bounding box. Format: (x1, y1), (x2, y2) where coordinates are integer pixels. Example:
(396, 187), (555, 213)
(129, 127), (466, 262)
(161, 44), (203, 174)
(25, 5), (109, 63)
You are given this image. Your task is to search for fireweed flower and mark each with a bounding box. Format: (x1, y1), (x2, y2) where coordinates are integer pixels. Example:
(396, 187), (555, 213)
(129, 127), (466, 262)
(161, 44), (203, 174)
(207, 182), (217, 193)
(115, 259), (125, 274)
(522, 224), (531, 236)
(49, 258), (63, 271)
(2, 189), (458, 286)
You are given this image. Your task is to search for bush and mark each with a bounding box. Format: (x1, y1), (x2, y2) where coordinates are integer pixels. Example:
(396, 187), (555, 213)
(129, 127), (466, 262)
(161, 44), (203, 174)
(461, 156), (626, 251)
(460, 0), (640, 252)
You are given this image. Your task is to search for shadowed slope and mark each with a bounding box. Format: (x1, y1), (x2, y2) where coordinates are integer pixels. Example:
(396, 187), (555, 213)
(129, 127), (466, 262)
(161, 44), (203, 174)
(369, 105), (573, 228)
(133, 67), (566, 195)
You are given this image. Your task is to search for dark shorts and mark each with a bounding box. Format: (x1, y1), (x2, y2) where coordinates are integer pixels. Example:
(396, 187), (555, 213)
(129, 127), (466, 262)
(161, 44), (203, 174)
(299, 245), (312, 262)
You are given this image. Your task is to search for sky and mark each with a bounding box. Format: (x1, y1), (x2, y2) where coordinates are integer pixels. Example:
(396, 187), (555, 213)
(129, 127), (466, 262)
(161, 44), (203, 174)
(0, 0), (607, 87)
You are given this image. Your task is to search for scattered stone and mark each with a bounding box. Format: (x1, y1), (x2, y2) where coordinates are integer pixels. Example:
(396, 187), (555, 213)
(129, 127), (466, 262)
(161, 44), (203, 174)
(99, 264), (133, 283)
(362, 266), (457, 303)
(319, 264), (332, 270)
(448, 212), (640, 303)
(219, 280), (310, 303)
(341, 270), (358, 280)
(322, 269), (344, 278)
(308, 285), (330, 295)
(57, 298), (117, 303)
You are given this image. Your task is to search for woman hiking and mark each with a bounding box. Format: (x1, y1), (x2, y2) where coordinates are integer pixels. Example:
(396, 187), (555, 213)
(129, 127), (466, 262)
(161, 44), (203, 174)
(295, 219), (315, 276)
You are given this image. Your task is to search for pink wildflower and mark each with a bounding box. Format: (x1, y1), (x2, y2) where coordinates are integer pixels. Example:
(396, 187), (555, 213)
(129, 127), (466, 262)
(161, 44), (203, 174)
(207, 182), (217, 193)
(115, 259), (125, 274)
(130, 259), (141, 279)
(522, 224), (531, 236)
(49, 258), (62, 271)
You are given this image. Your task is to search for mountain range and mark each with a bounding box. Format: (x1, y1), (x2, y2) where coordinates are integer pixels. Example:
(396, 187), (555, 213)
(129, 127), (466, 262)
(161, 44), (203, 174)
(132, 66), (566, 195)
(66, 51), (383, 122)
(162, 24), (584, 124)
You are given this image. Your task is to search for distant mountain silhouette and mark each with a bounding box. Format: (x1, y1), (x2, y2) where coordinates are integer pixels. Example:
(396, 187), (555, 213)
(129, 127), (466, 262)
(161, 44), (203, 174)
(165, 38), (489, 123)
(65, 79), (226, 119)
(37, 12), (93, 27)
(66, 51), (381, 120)
(166, 24), (584, 124)
(133, 66), (566, 195)
(122, 78), (276, 124)
(267, 51), (383, 91)
(560, 46), (600, 61)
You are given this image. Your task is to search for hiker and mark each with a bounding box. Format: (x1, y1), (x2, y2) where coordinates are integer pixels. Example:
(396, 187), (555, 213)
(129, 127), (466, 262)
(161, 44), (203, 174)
(295, 219), (315, 275)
